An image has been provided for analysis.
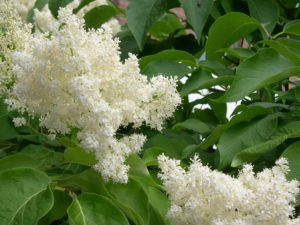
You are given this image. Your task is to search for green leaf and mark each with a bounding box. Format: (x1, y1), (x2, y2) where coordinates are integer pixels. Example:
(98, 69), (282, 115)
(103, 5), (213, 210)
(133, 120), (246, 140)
(181, 144), (199, 159)
(0, 168), (51, 225)
(126, 154), (151, 178)
(210, 1), (223, 19)
(232, 121), (300, 167)
(84, 5), (119, 29)
(64, 147), (97, 166)
(296, 194), (300, 207)
(39, 190), (72, 225)
(265, 38), (300, 65)
(132, 177), (170, 225)
(280, 37), (300, 56)
(0, 99), (8, 117)
(59, 137), (79, 148)
(144, 187), (169, 222)
(181, 0), (213, 41)
(220, 48), (295, 102)
(220, 0), (234, 13)
(139, 49), (197, 70)
(218, 114), (278, 169)
(206, 12), (260, 60)
(67, 193), (130, 225)
(231, 135), (286, 167)
(180, 69), (212, 96)
(280, 0), (300, 9)
(248, 102), (290, 109)
(48, 0), (74, 18)
(144, 133), (195, 159)
(218, 48), (255, 60)
(0, 100), (18, 140)
(247, 0), (279, 33)
(142, 59), (192, 78)
(200, 106), (271, 149)
(281, 140), (300, 181)
(143, 147), (166, 166)
(198, 60), (234, 75)
(147, 204), (167, 225)
(107, 179), (149, 225)
(117, 27), (139, 60)
(16, 134), (61, 147)
(149, 20), (173, 40)
(149, 13), (185, 40)
(208, 98), (228, 124)
(56, 169), (111, 197)
(20, 144), (64, 170)
(127, 0), (167, 50)
(172, 118), (210, 134)
(283, 19), (300, 36)
(12, 188), (54, 225)
(180, 70), (233, 97)
(195, 76), (233, 91)
(0, 154), (40, 171)
(167, 0), (180, 9)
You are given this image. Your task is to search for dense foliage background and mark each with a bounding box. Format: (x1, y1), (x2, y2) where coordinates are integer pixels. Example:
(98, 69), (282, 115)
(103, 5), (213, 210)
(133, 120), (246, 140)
(1, 0), (300, 224)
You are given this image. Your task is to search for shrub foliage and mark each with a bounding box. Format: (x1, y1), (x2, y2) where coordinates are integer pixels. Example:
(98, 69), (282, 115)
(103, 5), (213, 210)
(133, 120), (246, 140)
(1, 0), (300, 224)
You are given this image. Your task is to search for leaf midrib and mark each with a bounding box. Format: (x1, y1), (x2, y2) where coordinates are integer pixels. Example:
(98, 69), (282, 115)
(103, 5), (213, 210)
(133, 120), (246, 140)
(74, 198), (87, 225)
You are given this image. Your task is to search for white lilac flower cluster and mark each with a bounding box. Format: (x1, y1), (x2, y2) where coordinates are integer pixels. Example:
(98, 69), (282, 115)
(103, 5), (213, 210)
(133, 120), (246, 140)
(158, 155), (300, 225)
(14, 0), (121, 34)
(0, 0), (32, 95)
(1, 5), (181, 183)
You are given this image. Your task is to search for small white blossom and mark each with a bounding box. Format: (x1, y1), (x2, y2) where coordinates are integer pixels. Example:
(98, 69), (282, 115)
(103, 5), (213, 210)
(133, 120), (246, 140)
(158, 155), (300, 225)
(12, 117), (26, 127)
